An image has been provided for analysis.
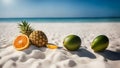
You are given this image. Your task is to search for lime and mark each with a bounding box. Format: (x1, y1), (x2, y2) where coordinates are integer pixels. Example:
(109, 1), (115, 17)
(91, 35), (109, 52)
(63, 35), (81, 51)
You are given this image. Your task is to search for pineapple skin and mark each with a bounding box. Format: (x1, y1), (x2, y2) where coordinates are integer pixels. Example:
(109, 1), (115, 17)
(29, 30), (48, 47)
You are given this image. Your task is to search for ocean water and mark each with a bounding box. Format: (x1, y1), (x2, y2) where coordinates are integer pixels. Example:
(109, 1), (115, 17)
(0, 18), (120, 23)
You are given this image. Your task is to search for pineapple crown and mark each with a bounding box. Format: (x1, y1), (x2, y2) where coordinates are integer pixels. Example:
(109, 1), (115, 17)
(18, 21), (34, 36)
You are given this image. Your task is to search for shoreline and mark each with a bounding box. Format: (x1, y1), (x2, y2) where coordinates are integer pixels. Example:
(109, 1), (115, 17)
(0, 21), (120, 23)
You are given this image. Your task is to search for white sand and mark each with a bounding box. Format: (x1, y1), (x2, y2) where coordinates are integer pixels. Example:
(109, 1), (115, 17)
(0, 22), (120, 68)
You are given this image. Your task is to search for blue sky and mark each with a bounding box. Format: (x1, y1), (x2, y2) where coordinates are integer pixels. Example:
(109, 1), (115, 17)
(0, 0), (120, 18)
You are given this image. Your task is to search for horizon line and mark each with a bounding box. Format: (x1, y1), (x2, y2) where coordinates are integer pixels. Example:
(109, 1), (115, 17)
(0, 17), (120, 19)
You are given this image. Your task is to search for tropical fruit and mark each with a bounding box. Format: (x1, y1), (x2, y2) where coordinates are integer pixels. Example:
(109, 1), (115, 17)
(63, 35), (81, 51)
(13, 34), (30, 51)
(29, 30), (48, 47)
(47, 43), (58, 49)
(18, 21), (48, 47)
(91, 35), (109, 52)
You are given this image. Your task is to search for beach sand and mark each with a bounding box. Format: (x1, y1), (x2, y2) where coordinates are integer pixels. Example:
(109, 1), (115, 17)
(0, 22), (120, 68)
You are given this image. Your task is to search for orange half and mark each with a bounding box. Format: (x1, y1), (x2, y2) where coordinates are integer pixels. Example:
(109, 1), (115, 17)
(13, 34), (30, 51)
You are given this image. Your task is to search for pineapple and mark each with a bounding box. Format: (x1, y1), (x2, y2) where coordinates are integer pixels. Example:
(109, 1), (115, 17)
(18, 21), (48, 47)
(29, 30), (48, 47)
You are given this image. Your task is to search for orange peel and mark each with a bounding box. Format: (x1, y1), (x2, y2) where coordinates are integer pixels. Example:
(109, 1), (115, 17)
(47, 43), (58, 49)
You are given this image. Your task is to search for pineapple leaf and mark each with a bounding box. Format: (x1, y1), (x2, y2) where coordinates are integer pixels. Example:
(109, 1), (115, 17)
(18, 21), (34, 36)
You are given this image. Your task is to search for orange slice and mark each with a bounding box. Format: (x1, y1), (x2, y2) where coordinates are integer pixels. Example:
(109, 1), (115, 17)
(13, 34), (30, 51)
(47, 43), (58, 49)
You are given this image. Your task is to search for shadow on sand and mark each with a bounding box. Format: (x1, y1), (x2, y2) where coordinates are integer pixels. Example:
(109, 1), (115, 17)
(97, 50), (120, 60)
(69, 48), (96, 59)
(23, 45), (47, 54)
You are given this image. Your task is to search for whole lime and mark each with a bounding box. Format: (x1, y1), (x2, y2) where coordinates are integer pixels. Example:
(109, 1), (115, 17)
(63, 35), (81, 51)
(91, 35), (109, 52)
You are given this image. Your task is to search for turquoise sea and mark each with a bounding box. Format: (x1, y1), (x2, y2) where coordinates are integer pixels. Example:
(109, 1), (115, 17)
(0, 17), (120, 23)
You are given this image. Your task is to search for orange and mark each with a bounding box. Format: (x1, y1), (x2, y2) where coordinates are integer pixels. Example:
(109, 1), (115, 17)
(13, 34), (30, 51)
(47, 43), (58, 49)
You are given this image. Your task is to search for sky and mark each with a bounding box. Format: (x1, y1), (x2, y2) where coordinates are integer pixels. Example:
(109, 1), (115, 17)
(0, 0), (120, 18)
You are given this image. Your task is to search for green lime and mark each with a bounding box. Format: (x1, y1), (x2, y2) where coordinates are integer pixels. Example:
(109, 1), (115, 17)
(63, 35), (81, 51)
(91, 35), (109, 52)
